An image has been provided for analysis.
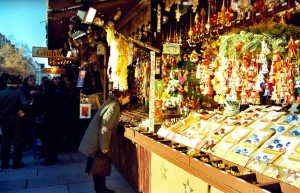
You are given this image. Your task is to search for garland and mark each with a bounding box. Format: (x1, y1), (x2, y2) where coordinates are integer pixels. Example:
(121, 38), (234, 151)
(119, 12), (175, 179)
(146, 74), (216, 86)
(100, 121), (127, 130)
(116, 36), (129, 91)
(219, 21), (300, 60)
(106, 27), (130, 91)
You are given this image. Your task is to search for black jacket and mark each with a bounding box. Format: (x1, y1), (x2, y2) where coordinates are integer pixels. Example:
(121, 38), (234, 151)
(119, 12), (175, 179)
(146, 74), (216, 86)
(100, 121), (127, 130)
(0, 87), (29, 120)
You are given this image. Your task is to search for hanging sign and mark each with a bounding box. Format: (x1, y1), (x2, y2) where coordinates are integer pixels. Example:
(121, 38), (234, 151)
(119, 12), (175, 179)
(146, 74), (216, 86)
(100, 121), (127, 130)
(32, 47), (64, 58)
(163, 43), (180, 55)
(97, 43), (105, 55)
(42, 68), (66, 74)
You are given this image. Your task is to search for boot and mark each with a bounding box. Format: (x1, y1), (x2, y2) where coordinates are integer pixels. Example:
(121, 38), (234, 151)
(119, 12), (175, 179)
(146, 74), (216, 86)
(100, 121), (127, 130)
(93, 175), (115, 193)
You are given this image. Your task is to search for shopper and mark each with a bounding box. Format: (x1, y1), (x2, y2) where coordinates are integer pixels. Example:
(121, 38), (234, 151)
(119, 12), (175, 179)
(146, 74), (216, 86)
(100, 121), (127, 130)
(78, 89), (131, 193)
(0, 75), (29, 169)
(19, 75), (39, 150)
(32, 79), (60, 166)
(56, 79), (73, 152)
(0, 73), (10, 91)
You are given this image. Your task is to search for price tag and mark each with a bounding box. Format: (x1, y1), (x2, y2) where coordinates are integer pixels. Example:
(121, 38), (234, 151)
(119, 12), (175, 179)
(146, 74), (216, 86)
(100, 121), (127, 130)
(234, 154), (251, 166)
(268, 8), (272, 12)
(236, 20), (240, 24)
(224, 151), (238, 162)
(282, 2), (287, 6)
(256, 13), (261, 16)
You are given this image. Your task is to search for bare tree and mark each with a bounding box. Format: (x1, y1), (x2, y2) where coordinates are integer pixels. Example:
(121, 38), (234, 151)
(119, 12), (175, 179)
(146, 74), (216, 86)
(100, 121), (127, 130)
(0, 43), (36, 77)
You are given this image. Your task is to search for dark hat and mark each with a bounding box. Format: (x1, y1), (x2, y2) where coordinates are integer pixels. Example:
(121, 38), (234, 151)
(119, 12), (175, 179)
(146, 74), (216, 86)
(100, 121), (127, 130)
(7, 75), (22, 85)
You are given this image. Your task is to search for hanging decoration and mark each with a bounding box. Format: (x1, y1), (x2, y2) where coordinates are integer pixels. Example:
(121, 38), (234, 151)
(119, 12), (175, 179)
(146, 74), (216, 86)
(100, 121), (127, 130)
(106, 27), (131, 91)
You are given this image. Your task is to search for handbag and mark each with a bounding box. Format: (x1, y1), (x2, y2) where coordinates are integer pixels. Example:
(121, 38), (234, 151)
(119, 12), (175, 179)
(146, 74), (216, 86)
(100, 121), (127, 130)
(88, 151), (112, 176)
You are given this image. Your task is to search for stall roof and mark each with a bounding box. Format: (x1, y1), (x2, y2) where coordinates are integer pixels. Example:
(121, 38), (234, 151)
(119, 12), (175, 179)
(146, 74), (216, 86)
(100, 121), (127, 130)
(47, 0), (150, 50)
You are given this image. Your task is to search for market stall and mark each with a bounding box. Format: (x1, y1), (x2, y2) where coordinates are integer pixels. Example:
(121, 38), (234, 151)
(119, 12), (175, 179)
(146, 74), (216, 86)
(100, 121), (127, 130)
(46, 0), (300, 192)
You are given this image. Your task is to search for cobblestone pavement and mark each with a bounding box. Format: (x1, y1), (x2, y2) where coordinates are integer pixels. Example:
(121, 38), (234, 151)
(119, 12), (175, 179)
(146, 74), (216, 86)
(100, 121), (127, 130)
(0, 149), (137, 193)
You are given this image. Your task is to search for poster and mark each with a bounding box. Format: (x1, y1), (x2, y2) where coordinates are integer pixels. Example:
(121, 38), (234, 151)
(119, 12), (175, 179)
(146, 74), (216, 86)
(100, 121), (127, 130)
(80, 103), (91, 119)
(77, 70), (86, 87)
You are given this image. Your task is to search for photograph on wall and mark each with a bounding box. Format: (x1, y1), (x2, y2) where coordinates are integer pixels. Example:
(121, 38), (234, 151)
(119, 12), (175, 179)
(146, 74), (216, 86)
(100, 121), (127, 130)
(76, 70), (86, 87)
(80, 103), (91, 119)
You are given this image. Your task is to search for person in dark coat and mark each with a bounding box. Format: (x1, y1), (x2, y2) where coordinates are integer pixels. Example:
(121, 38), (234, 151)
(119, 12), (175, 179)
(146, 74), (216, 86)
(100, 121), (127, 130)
(78, 89), (131, 193)
(0, 73), (10, 91)
(32, 79), (60, 166)
(19, 75), (39, 150)
(0, 75), (29, 169)
(56, 79), (73, 152)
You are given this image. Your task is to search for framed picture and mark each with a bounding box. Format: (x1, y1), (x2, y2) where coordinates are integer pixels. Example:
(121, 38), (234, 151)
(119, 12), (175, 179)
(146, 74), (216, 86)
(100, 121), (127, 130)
(76, 70), (86, 87)
(80, 103), (91, 119)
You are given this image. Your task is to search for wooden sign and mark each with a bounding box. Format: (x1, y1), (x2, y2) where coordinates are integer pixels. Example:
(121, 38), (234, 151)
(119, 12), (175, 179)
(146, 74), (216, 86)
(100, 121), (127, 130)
(42, 68), (66, 74)
(32, 47), (64, 58)
(163, 43), (180, 55)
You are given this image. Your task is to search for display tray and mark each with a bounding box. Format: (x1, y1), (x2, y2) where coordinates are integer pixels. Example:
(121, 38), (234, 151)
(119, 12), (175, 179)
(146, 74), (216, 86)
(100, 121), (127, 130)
(285, 125), (300, 137)
(242, 129), (275, 147)
(274, 154), (300, 172)
(284, 170), (300, 189)
(212, 139), (238, 158)
(263, 163), (288, 181)
(207, 114), (227, 123)
(223, 126), (252, 143)
(246, 120), (272, 130)
(261, 111), (287, 122)
(250, 148), (282, 164)
(265, 122), (293, 133)
(261, 133), (298, 153)
(212, 124), (236, 138)
(246, 158), (268, 173)
(277, 113), (300, 125)
(123, 128), (300, 193)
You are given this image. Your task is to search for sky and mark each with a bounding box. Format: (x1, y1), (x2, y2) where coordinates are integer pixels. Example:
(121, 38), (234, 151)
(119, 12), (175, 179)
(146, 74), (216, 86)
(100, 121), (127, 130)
(0, 0), (48, 66)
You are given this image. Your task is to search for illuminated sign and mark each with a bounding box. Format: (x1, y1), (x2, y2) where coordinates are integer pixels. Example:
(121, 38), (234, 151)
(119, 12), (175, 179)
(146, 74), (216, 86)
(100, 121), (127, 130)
(32, 47), (64, 58)
(42, 68), (66, 74)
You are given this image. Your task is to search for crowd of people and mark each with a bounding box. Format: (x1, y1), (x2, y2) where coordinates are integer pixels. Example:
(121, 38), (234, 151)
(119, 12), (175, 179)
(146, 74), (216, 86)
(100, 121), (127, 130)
(0, 73), (82, 168)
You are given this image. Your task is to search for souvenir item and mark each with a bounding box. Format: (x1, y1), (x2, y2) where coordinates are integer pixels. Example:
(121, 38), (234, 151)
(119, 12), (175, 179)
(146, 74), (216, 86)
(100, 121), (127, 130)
(212, 125), (236, 137)
(224, 127), (252, 143)
(251, 149), (282, 164)
(275, 155), (300, 172)
(263, 164), (288, 181)
(247, 120), (271, 130)
(243, 129), (274, 146)
(231, 143), (257, 156)
(285, 171), (300, 188)
(261, 134), (298, 152)
(266, 122), (293, 133)
(261, 111), (287, 122)
(201, 136), (221, 153)
(286, 126), (300, 136)
(246, 158), (268, 173)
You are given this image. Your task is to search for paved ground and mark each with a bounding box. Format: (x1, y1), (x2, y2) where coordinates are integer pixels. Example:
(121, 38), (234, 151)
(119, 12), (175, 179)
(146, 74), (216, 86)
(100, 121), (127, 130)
(0, 149), (138, 193)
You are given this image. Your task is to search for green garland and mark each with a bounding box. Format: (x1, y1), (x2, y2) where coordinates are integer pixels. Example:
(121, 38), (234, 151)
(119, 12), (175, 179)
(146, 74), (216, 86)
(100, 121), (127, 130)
(218, 21), (300, 60)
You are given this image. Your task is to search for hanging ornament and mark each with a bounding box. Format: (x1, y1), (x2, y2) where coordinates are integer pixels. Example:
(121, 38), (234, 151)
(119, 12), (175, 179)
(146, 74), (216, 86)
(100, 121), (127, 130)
(175, 4), (181, 22)
(218, 0), (227, 26)
(288, 37), (298, 59)
(261, 40), (271, 55)
(196, 64), (201, 79)
(189, 0), (199, 13)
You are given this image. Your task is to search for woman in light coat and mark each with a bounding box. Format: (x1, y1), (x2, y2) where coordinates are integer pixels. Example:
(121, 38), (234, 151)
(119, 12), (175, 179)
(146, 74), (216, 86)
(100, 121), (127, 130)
(79, 89), (130, 193)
